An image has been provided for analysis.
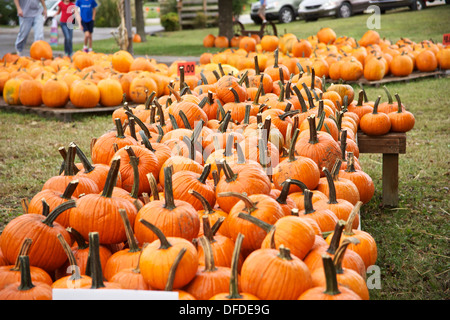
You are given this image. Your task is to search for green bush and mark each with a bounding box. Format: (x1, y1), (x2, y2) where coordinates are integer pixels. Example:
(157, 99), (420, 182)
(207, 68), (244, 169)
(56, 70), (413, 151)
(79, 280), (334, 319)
(95, 0), (121, 28)
(193, 11), (207, 29)
(0, 0), (18, 26)
(160, 12), (179, 31)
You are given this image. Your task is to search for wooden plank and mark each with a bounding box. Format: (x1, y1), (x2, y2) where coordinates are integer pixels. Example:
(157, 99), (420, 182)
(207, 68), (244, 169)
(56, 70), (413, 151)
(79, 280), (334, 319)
(0, 98), (128, 122)
(357, 132), (406, 154)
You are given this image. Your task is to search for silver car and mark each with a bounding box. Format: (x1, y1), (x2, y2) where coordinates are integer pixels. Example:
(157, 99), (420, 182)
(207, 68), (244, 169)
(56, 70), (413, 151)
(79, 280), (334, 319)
(250, 0), (304, 24)
(298, 0), (370, 21)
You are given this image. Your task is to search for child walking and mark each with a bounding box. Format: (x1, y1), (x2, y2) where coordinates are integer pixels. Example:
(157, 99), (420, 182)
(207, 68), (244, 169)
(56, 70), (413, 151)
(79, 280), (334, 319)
(56, 0), (80, 57)
(75, 0), (97, 52)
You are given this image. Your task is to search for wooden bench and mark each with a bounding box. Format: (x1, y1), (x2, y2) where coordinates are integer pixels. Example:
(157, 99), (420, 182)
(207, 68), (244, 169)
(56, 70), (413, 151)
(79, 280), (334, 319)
(357, 132), (406, 207)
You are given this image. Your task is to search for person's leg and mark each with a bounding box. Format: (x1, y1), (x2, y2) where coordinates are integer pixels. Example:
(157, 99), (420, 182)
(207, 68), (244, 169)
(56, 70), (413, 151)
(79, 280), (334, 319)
(15, 16), (33, 55)
(32, 14), (45, 42)
(88, 21), (94, 51)
(67, 25), (73, 57)
(60, 22), (70, 56)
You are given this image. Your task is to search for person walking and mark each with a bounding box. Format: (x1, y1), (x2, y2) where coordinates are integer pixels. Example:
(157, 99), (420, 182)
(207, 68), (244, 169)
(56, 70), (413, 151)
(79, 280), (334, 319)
(75, 0), (97, 52)
(56, 0), (81, 57)
(13, 0), (48, 56)
(258, 0), (267, 23)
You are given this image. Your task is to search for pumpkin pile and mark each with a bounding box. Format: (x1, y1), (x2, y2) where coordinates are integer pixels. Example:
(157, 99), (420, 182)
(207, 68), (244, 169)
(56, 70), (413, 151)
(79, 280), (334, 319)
(203, 28), (450, 82)
(2, 50), (415, 299)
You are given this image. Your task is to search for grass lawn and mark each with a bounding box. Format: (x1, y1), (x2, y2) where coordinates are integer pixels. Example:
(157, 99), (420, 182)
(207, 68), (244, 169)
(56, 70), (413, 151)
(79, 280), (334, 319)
(1, 5), (450, 300)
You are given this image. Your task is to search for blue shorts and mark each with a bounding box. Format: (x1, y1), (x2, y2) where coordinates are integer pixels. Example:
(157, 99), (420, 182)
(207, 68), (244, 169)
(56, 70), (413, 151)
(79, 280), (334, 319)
(81, 20), (94, 33)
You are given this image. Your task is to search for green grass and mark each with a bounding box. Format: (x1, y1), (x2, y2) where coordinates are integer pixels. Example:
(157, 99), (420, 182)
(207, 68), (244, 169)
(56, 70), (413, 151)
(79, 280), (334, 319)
(1, 5), (450, 300)
(55, 5), (450, 56)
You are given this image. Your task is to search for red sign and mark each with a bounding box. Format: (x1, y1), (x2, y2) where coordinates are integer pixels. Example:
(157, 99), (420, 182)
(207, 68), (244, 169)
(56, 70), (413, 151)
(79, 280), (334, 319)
(177, 61), (196, 76)
(443, 33), (450, 46)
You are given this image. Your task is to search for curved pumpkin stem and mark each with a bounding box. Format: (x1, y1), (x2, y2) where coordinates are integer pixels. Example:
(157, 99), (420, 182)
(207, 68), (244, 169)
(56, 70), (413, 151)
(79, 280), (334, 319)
(327, 220), (346, 255)
(217, 192), (257, 214)
(333, 237), (360, 274)
(164, 247), (187, 291)
(382, 85), (393, 104)
(237, 212), (274, 234)
(57, 233), (82, 280)
(322, 167), (338, 205)
(189, 189), (214, 215)
(394, 93), (404, 113)
(139, 218), (172, 250)
(277, 179), (292, 205)
(11, 238), (32, 272)
(344, 201), (363, 236)
(41, 200), (76, 227)
(287, 128), (300, 162)
(288, 179), (308, 193)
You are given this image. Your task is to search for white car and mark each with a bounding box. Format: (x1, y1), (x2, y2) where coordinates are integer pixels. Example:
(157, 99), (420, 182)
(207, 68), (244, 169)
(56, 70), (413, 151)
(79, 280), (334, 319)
(45, 0), (61, 25)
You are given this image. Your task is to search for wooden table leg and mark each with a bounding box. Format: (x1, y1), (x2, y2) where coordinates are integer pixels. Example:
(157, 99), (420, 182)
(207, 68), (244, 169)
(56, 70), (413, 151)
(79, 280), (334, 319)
(382, 153), (399, 207)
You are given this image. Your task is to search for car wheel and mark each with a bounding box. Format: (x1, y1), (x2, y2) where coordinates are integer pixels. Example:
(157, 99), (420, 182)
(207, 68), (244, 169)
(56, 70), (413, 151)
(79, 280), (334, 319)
(336, 2), (352, 18)
(410, 0), (426, 10)
(279, 7), (295, 23)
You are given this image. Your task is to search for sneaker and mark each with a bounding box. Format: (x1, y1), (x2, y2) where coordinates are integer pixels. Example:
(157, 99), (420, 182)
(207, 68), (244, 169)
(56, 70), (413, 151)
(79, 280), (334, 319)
(88, 48), (93, 52)
(83, 46), (88, 53)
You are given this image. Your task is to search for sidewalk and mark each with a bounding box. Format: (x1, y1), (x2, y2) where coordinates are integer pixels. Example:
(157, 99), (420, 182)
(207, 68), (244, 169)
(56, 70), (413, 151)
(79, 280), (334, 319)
(0, 14), (252, 64)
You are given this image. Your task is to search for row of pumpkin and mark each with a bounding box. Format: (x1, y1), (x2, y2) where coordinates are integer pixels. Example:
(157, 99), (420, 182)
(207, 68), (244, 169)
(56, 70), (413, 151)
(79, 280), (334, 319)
(203, 28), (450, 81)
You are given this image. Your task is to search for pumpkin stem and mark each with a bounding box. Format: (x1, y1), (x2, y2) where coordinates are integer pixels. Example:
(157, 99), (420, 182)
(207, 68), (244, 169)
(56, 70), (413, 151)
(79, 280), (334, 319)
(340, 129), (348, 160)
(254, 55), (260, 75)
(323, 167), (338, 205)
(41, 200), (76, 227)
(163, 166), (176, 210)
(101, 157), (121, 198)
(164, 247), (186, 291)
(198, 164), (211, 184)
(201, 215), (215, 242)
(345, 152), (356, 173)
(288, 128), (300, 162)
(145, 173), (159, 201)
(288, 179), (308, 192)
(237, 211), (274, 234)
(308, 115), (319, 144)
(235, 143), (246, 164)
(278, 245), (293, 261)
(274, 48), (279, 68)
(119, 209), (140, 253)
(372, 95), (382, 114)
(57, 233), (82, 281)
(229, 87), (241, 103)
(395, 93), (404, 113)
(221, 160), (238, 182)
(277, 179), (292, 204)
(198, 236), (216, 272)
(67, 227), (89, 250)
(322, 254), (341, 296)
(11, 238), (33, 272)
(139, 218), (172, 250)
(331, 158), (342, 181)
(327, 220), (346, 255)
(87, 232), (106, 289)
(17, 256), (35, 291)
(217, 192), (257, 214)
(218, 111), (232, 133)
(382, 85), (393, 104)
(303, 189), (316, 215)
(126, 111), (152, 139)
(333, 237), (360, 274)
(127, 117), (138, 141)
(129, 155), (140, 199)
(74, 144), (95, 173)
(226, 233), (244, 299)
(344, 201), (363, 235)
(63, 144), (77, 176)
(189, 189), (214, 215)
(179, 110), (192, 130)
(114, 118), (126, 138)
(139, 130), (156, 152)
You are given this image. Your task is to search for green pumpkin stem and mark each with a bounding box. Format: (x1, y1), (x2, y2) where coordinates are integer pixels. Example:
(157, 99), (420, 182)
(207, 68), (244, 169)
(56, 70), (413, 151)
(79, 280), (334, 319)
(87, 232), (106, 289)
(333, 237), (360, 274)
(164, 247), (186, 291)
(114, 118), (126, 139)
(217, 191), (257, 214)
(119, 209), (140, 253)
(326, 220), (346, 255)
(383, 85), (393, 104)
(322, 254), (341, 296)
(322, 167), (338, 205)
(237, 212), (274, 234)
(17, 256), (34, 291)
(74, 144), (95, 173)
(163, 166), (176, 210)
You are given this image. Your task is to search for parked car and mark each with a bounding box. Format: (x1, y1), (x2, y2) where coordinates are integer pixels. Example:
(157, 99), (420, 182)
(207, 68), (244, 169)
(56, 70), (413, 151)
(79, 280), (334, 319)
(298, 0), (370, 21)
(369, 0), (428, 12)
(250, 0), (303, 24)
(45, 0), (61, 26)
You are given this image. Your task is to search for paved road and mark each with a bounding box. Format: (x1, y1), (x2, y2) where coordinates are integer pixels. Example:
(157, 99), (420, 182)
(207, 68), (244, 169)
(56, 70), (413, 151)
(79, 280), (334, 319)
(0, 14), (253, 59)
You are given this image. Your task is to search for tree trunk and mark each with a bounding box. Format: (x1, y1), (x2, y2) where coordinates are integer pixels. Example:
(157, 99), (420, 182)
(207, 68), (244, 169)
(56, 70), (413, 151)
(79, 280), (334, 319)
(218, 0), (233, 40)
(135, 0), (147, 42)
